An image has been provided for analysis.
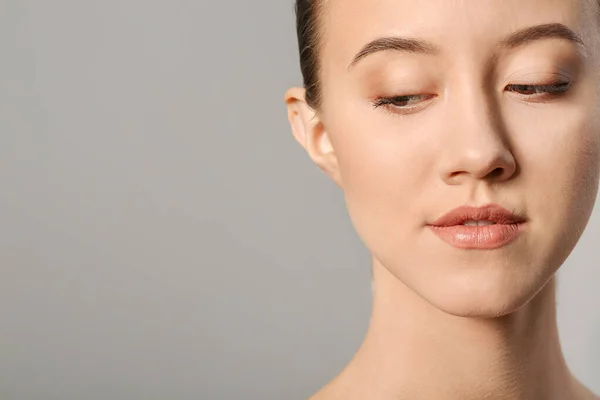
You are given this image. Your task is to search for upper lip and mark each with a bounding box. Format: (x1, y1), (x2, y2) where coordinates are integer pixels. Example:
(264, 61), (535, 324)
(428, 204), (527, 227)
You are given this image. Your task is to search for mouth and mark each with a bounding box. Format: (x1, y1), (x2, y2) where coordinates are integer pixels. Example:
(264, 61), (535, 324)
(427, 204), (527, 249)
(461, 220), (497, 226)
(428, 204), (527, 227)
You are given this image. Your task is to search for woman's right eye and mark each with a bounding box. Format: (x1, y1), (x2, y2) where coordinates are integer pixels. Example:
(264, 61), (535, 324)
(372, 94), (433, 110)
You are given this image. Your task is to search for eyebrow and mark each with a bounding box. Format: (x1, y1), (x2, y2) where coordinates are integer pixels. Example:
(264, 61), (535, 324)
(348, 23), (587, 70)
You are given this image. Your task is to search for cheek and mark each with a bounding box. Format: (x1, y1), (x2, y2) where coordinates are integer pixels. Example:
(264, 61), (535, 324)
(327, 115), (433, 252)
(517, 109), (600, 214)
(512, 107), (600, 264)
(549, 127), (599, 229)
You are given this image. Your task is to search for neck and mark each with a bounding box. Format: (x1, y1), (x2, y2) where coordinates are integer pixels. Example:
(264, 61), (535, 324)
(335, 258), (581, 400)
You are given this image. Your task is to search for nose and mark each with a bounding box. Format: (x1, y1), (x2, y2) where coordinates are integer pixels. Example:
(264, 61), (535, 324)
(438, 84), (516, 186)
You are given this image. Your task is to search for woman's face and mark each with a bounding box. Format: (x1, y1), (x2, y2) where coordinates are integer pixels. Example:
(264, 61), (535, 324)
(300, 0), (600, 317)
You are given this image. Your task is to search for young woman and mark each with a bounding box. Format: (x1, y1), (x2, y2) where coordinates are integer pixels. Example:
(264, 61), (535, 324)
(284, 1), (600, 399)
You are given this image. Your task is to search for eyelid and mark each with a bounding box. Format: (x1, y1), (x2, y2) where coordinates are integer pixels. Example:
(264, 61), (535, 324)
(371, 94), (436, 115)
(372, 94), (432, 107)
(505, 80), (572, 92)
(502, 69), (572, 87)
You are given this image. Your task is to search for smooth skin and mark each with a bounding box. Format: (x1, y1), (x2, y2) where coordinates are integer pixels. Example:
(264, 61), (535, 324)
(285, 0), (600, 399)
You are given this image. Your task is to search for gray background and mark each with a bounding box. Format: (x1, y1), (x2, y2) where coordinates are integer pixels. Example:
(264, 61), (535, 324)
(1, 1), (598, 399)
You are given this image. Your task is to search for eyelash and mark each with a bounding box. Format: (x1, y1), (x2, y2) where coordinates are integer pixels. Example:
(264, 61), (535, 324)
(372, 81), (572, 113)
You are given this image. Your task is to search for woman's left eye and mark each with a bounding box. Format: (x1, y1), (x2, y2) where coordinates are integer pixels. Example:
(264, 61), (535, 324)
(505, 81), (572, 96)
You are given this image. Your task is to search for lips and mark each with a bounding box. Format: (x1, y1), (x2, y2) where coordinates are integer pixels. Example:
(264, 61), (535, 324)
(428, 204), (526, 227)
(427, 204), (527, 250)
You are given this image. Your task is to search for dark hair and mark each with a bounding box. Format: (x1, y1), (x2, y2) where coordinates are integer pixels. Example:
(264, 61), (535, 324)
(295, 0), (323, 110)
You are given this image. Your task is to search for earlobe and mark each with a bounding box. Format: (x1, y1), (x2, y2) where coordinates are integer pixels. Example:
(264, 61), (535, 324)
(284, 87), (342, 188)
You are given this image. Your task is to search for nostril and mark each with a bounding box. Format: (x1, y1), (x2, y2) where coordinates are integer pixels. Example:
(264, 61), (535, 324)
(447, 167), (505, 181)
(488, 167), (504, 179)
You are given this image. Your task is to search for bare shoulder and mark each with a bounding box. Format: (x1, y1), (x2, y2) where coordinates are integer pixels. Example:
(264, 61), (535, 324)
(587, 391), (600, 400)
(575, 381), (600, 400)
(306, 377), (356, 400)
(306, 384), (343, 400)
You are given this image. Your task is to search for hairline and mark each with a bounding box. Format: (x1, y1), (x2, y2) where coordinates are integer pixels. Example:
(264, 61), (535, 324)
(305, 0), (600, 112)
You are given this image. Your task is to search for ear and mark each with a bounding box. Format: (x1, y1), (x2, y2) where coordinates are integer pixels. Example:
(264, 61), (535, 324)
(284, 87), (342, 188)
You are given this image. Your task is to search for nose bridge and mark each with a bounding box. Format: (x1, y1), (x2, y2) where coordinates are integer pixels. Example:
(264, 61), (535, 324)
(454, 81), (503, 148)
(439, 71), (515, 184)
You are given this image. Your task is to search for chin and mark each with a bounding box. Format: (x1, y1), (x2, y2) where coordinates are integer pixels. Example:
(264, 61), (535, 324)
(416, 265), (556, 319)
(375, 248), (560, 319)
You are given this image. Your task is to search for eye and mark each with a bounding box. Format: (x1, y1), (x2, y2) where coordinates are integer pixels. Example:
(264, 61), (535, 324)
(371, 94), (435, 113)
(505, 81), (572, 98)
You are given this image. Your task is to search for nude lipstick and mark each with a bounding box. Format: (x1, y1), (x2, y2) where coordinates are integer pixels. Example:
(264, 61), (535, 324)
(427, 204), (527, 249)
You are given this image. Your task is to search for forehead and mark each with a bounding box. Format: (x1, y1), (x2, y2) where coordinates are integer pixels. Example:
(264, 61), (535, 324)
(320, 0), (597, 68)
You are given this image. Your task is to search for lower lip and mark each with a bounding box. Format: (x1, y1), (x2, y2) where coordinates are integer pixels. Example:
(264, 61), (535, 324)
(427, 223), (525, 249)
